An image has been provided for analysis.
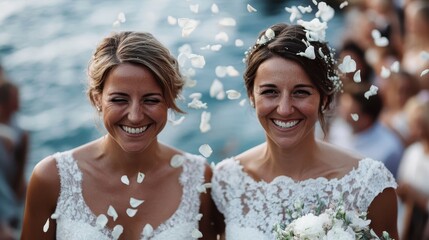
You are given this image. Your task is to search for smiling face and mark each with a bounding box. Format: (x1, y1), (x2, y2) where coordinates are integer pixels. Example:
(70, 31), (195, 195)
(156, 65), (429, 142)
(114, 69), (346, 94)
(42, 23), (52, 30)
(94, 63), (167, 153)
(252, 56), (321, 149)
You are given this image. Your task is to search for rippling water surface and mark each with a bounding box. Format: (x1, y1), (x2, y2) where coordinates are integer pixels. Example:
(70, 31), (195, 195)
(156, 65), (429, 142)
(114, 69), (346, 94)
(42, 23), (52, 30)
(0, 0), (344, 178)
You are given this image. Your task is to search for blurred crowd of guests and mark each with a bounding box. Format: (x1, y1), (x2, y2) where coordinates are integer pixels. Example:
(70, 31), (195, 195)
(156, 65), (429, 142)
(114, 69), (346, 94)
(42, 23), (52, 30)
(0, 65), (28, 240)
(324, 0), (429, 239)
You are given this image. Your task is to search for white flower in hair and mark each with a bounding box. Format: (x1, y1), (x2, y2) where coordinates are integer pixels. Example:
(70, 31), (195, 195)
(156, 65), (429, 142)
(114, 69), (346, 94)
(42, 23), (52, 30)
(297, 45), (316, 59)
(298, 18), (327, 42)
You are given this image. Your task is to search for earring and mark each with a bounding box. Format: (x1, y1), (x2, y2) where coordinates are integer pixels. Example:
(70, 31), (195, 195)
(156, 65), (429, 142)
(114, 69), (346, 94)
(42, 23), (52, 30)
(96, 106), (101, 112)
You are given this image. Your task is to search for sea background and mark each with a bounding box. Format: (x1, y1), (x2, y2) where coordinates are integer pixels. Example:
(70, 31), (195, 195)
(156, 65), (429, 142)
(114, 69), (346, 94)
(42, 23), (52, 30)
(0, 0), (345, 180)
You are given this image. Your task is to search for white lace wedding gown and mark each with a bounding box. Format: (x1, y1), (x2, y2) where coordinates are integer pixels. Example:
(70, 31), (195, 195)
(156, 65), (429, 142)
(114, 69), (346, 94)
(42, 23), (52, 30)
(211, 157), (397, 240)
(52, 150), (206, 240)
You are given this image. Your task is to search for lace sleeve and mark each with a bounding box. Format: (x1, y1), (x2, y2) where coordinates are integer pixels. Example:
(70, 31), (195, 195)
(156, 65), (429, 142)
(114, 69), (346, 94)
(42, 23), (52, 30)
(357, 158), (398, 211)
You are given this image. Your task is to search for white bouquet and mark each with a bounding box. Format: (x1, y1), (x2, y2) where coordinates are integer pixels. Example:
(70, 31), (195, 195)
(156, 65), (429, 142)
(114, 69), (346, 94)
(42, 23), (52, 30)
(274, 204), (393, 240)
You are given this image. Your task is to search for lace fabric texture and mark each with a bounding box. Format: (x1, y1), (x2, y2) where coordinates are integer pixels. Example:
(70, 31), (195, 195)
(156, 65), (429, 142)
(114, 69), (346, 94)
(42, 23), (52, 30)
(53, 150), (206, 240)
(211, 157), (397, 240)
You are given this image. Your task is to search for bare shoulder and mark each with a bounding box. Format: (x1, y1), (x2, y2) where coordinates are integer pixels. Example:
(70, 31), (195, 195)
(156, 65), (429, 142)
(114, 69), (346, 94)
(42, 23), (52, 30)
(318, 140), (363, 177)
(234, 143), (266, 167)
(31, 155), (61, 192)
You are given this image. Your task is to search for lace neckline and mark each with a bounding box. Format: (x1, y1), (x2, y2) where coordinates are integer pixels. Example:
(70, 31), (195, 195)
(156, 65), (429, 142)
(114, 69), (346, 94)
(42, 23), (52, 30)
(65, 150), (189, 238)
(231, 157), (370, 185)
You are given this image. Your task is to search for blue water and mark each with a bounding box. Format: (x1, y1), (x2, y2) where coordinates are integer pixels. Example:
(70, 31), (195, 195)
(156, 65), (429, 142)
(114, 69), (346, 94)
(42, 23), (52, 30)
(0, 0), (345, 179)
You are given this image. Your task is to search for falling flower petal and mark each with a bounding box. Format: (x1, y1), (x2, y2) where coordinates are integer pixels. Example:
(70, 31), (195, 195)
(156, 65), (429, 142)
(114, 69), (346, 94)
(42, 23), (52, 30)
(247, 4), (257, 13)
(126, 208), (138, 217)
(96, 214), (108, 229)
(298, 5), (312, 13)
(197, 183), (212, 193)
(316, 2), (335, 22)
(297, 45), (316, 59)
(136, 172), (145, 184)
(192, 229), (203, 238)
(340, 1), (349, 9)
(200, 111), (211, 133)
(235, 39), (244, 47)
(215, 32), (229, 42)
(338, 55), (356, 73)
(189, 92), (202, 99)
(226, 66), (240, 77)
(121, 175), (130, 185)
(107, 205), (118, 221)
(188, 98), (208, 109)
(285, 6), (302, 22)
(312, 0), (318, 5)
(189, 54), (205, 68)
(143, 224), (154, 237)
(381, 66), (391, 78)
(351, 113), (359, 121)
(239, 99), (247, 106)
(390, 61), (400, 73)
(364, 85), (379, 99)
(371, 29), (389, 47)
(226, 90), (241, 100)
(178, 18), (199, 37)
(195, 213), (203, 221)
(421, 69), (429, 77)
(351, 71), (360, 83)
(117, 12), (126, 23)
(167, 109), (185, 126)
(189, 4), (199, 13)
(219, 18), (236, 26)
(210, 44), (222, 51)
(43, 218), (49, 232)
(298, 18), (327, 41)
(167, 16), (177, 25)
(199, 144), (213, 158)
(210, 79), (225, 100)
(215, 66), (227, 78)
(130, 197), (144, 208)
(112, 225), (123, 240)
(170, 154), (186, 168)
(51, 213), (59, 219)
(211, 4), (219, 13)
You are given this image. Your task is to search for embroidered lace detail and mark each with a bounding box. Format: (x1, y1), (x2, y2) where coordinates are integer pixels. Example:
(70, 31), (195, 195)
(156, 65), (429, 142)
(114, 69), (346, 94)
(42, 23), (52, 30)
(211, 157), (397, 240)
(54, 150), (206, 240)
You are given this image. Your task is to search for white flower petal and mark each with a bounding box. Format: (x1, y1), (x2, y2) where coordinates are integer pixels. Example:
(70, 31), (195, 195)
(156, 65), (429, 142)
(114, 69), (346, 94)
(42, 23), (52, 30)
(189, 92), (202, 99)
(143, 223), (154, 237)
(187, 98), (208, 109)
(351, 113), (359, 121)
(200, 111), (211, 133)
(226, 66), (240, 77)
(189, 4), (199, 13)
(340, 1), (349, 9)
(126, 208), (138, 217)
(112, 225), (124, 240)
(298, 5), (312, 13)
(285, 6), (302, 22)
(51, 213), (59, 219)
(43, 218), (49, 232)
(364, 85), (379, 99)
(226, 90), (241, 100)
(353, 70), (361, 83)
(96, 214), (108, 229)
(210, 44), (222, 51)
(167, 109), (186, 126)
(170, 154), (186, 168)
(219, 17), (236, 26)
(390, 61), (400, 73)
(211, 4), (219, 14)
(338, 55), (356, 73)
(235, 39), (244, 47)
(196, 183), (212, 193)
(189, 54), (205, 68)
(192, 229), (203, 238)
(195, 213), (203, 221)
(178, 18), (199, 37)
(215, 32), (229, 42)
(199, 144), (213, 158)
(381, 66), (391, 78)
(372, 29), (389, 47)
(297, 45), (316, 59)
(210, 79), (225, 100)
(130, 197), (144, 208)
(421, 69), (429, 77)
(117, 12), (126, 23)
(316, 2), (335, 22)
(121, 175), (130, 185)
(167, 16), (177, 25)
(239, 99), (247, 106)
(107, 205), (118, 221)
(215, 66), (227, 78)
(265, 28), (275, 40)
(247, 4), (257, 13)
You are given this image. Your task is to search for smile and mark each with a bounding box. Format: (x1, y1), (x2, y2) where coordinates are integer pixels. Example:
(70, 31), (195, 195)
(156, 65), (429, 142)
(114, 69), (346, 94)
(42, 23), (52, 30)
(273, 119), (299, 129)
(121, 125), (148, 134)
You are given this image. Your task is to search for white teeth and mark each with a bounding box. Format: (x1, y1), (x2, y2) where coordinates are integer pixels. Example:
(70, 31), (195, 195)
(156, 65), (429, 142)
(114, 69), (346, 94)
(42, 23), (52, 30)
(122, 125), (148, 134)
(273, 119), (299, 129)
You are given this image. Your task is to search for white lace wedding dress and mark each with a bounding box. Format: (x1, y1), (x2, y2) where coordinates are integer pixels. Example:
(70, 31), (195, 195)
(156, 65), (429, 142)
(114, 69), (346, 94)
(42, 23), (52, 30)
(52, 150), (206, 240)
(211, 157), (397, 240)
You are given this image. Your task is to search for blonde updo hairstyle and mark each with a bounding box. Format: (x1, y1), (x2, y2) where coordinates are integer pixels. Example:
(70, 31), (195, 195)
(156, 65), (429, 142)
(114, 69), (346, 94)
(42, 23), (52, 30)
(87, 31), (185, 113)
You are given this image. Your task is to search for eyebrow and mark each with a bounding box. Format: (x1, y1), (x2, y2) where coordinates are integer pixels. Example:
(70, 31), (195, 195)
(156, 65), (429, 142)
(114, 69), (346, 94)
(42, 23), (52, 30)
(257, 83), (315, 89)
(107, 92), (163, 97)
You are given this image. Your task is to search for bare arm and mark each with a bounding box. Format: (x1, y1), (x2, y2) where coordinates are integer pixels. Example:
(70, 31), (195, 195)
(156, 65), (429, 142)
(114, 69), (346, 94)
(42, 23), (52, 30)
(21, 156), (60, 240)
(367, 187), (399, 239)
(199, 164), (225, 240)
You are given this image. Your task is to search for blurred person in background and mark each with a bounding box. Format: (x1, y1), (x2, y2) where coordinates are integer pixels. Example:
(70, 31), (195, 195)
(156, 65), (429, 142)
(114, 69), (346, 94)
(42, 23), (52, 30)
(328, 82), (404, 179)
(0, 67), (28, 239)
(397, 90), (429, 240)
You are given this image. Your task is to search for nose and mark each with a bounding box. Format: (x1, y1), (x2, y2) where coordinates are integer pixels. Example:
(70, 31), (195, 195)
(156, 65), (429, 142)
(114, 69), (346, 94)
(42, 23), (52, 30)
(277, 96), (294, 115)
(128, 102), (144, 123)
